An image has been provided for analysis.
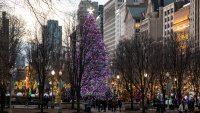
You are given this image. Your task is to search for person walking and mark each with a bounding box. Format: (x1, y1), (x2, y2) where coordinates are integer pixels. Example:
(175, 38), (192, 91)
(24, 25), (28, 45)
(111, 99), (117, 112)
(184, 103), (188, 113)
(118, 99), (122, 112)
(156, 100), (161, 113)
(179, 102), (184, 113)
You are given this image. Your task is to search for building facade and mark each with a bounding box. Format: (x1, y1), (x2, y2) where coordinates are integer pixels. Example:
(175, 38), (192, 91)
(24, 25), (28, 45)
(115, 3), (126, 45)
(103, 0), (124, 58)
(163, 1), (188, 38)
(190, 0), (200, 51)
(140, 0), (163, 40)
(163, 2), (175, 38)
(173, 3), (190, 50)
(124, 3), (146, 39)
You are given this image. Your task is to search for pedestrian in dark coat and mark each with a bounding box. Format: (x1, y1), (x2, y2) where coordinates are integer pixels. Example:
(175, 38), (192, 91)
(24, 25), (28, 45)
(118, 99), (122, 112)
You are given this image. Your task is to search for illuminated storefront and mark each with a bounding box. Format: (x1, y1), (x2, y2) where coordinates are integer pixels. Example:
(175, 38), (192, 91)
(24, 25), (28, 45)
(173, 3), (190, 52)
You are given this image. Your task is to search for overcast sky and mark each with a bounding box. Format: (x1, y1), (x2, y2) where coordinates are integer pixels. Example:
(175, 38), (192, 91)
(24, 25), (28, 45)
(4, 0), (108, 41)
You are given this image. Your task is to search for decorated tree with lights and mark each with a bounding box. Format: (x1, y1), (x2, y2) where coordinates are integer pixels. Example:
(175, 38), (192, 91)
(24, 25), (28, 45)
(75, 11), (110, 97)
(79, 12), (110, 97)
(73, 9), (110, 113)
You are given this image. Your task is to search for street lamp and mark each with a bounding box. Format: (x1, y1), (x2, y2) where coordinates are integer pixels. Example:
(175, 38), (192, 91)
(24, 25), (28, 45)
(166, 72), (170, 77)
(51, 70), (55, 108)
(116, 75), (120, 97)
(9, 67), (17, 113)
(59, 70), (62, 112)
(51, 70), (55, 76)
(117, 75), (120, 79)
(165, 72), (170, 108)
(144, 73), (148, 78)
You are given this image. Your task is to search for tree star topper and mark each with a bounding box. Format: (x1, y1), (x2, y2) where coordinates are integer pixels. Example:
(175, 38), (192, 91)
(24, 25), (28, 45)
(87, 7), (94, 14)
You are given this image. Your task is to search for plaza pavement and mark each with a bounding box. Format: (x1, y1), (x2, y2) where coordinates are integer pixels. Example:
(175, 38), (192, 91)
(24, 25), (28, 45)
(2, 107), (179, 113)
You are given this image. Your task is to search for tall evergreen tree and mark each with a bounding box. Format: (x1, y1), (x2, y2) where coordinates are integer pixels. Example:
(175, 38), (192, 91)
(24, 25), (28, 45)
(78, 13), (110, 97)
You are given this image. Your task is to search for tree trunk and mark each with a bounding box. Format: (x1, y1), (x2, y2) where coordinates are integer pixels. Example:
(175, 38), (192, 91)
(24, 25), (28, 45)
(129, 84), (133, 110)
(71, 85), (75, 109)
(141, 85), (145, 113)
(130, 92), (133, 110)
(177, 87), (182, 105)
(38, 91), (41, 109)
(1, 87), (5, 112)
(162, 88), (166, 113)
(76, 87), (81, 113)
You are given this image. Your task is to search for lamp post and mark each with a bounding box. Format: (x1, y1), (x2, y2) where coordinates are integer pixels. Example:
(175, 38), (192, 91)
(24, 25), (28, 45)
(58, 70), (62, 113)
(165, 72), (170, 109)
(116, 75), (120, 97)
(51, 70), (55, 108)
(9, 67), (16, 113)
(174, 78), (177, 100)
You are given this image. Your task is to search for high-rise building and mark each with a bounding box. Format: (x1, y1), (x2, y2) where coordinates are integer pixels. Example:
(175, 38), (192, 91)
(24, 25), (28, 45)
(103, 0), (124, 58)
(173, 3), (190, 51)
(98, 5), (104, 34)
(43, 20), (62, 50)
(190, 0), (200, 51)
(115, 2), (126, 45)
(0, 12), (9, 82)
(163, 1), (187, 38)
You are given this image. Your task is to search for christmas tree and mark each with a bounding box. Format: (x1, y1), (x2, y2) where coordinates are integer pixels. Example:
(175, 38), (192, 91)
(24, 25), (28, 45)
(79, 12), (110, 98)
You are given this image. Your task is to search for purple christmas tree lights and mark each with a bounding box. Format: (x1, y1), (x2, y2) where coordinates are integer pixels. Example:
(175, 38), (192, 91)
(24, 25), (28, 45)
(79, 14), (110, 98)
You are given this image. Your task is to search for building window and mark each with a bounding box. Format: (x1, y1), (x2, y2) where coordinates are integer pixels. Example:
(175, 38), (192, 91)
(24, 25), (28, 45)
(168, 10), (170, 14)
(165, 18), (167, 22)
(171, 16), (173, 20)
(165, 11), (167, 16)
(171, 8), (173, 13)
(168, 17), (170, 21)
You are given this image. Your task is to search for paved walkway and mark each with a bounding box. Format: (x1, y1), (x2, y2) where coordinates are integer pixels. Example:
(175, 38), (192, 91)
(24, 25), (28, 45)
(1, 105), (178, 113)
(2, 107), (179, 113)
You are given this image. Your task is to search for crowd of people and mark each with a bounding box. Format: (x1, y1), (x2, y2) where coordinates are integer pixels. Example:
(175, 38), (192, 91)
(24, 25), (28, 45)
(84, 97), (122, 113)
(155, 97), (200, 113)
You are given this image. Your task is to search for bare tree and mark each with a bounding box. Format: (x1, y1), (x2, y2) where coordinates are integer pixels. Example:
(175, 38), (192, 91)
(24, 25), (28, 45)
(189, 50), (200, 100)
(26, 26), (53, 112)
(165, 35), (191, 105)
(114, 35), (154, 113)
(0, 12), (25, 112)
